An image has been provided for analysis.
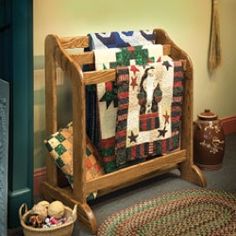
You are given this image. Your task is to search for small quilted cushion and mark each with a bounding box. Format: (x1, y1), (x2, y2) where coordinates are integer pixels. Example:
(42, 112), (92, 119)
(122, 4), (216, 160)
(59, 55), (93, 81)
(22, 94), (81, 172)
(44, 122), (104, 188)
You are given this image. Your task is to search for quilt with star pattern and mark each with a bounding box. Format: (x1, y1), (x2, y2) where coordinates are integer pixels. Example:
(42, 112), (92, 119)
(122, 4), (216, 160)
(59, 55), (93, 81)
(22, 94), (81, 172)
(115, 58), (185, 167)
(94, 44), (164, 172)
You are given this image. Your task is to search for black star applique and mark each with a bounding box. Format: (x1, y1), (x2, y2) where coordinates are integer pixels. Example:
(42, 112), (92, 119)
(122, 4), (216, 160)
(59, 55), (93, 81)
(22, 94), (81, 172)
(162, 60), (172, 71)
(128, 131), (138, 143)
(158, 126), (168, 138)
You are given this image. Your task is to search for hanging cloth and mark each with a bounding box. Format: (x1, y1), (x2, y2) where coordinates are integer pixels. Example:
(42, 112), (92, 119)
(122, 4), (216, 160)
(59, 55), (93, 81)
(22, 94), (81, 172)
(208, 0), (221, 74)
(115, 58), (185, 167)
(93, 44), (163, 173)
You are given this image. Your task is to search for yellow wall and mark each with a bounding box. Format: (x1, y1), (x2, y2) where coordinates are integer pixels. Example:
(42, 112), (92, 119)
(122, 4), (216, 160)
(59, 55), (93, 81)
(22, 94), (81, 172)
(33, 0), (236, 168)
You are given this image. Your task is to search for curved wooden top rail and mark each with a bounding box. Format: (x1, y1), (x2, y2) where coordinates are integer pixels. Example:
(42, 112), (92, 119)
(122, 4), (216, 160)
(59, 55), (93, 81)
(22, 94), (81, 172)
(46, 35), (84, 80)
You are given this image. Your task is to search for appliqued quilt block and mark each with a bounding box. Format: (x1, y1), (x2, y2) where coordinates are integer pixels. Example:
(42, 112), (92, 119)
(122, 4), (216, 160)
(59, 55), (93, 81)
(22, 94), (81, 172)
(115, 59), (185, 167)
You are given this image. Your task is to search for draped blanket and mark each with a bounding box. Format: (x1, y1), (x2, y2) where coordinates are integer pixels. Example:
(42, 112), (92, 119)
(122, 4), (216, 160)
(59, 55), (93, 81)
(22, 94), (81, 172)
(115, 59), (185, 167)
(95, 45), (163, 172)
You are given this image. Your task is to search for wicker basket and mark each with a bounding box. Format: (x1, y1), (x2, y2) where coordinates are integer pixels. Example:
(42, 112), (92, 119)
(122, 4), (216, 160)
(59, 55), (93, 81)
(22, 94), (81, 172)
(19, 203), (77, 236)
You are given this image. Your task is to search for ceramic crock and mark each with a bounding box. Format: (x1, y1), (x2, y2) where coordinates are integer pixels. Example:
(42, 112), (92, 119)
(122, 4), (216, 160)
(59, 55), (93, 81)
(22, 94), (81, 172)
(194, 109), (225, 170)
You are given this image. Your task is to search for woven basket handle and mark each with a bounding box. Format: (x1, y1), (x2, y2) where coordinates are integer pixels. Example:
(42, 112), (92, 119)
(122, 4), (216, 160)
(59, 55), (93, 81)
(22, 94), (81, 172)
(19, 203), (28, 221)
(72, 205), (78, 222)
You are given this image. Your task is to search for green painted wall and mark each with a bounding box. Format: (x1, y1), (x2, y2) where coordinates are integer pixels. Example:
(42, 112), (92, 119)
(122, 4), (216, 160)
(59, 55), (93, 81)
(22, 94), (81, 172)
(33, 0), (236, 169)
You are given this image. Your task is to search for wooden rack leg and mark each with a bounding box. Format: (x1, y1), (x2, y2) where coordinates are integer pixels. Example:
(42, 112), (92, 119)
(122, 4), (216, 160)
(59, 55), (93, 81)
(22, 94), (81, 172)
(41, 181), (97, 234)
(77, 202), (97, 234)
(179, 162), (207, 187)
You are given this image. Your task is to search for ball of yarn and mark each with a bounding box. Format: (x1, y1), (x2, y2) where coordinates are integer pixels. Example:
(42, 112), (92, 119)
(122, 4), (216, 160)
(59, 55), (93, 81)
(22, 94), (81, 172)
(37, 200), (49, 209)
(48, 201), (65, 219)
(31, 204), (48, 220)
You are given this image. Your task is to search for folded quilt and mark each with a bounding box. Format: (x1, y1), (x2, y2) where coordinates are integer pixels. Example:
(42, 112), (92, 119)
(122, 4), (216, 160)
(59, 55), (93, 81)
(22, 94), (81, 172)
(89, 30), (155, 49)
(115, 59), (185, 166)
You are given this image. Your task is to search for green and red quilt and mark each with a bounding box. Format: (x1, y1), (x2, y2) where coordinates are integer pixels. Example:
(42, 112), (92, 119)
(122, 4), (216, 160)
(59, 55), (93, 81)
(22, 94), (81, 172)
(115, 59), (184, 167)
(94, 45), (164, 172)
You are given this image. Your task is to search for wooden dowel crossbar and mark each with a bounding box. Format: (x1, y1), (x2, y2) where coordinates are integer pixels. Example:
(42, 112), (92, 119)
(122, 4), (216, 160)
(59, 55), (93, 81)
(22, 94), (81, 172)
(59, 36), (173, 54)
(70, 51), (94, 66)
(82, 59), (187, 85)
(97, 165), (177, 197)
(83, 69), (116, 85)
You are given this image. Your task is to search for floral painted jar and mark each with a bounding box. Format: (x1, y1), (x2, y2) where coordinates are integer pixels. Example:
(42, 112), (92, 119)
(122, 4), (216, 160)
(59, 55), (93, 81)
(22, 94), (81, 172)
(194, 109), (225, 170)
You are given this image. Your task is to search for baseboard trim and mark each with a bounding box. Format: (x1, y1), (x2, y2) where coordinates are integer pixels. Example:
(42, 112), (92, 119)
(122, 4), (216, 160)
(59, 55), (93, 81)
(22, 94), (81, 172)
(220, 115), (236, 135)
(34, 167), (46, 196)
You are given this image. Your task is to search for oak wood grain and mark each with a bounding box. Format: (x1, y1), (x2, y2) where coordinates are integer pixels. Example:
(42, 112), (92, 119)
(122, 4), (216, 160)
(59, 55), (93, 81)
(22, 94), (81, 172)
(86, 150), (186, 194)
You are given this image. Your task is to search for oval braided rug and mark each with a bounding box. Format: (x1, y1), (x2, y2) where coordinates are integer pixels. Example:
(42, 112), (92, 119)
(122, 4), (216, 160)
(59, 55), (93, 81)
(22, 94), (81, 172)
(97, 189), (236, 236)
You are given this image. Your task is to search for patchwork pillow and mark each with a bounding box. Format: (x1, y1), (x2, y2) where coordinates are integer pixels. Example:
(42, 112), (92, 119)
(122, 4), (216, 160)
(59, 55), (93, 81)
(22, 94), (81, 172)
(44, 122), (104, 200)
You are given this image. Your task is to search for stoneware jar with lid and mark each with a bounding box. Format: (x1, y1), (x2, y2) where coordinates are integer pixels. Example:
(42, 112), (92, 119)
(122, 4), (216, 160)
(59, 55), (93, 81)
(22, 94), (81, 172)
(193, 109), (225, 170)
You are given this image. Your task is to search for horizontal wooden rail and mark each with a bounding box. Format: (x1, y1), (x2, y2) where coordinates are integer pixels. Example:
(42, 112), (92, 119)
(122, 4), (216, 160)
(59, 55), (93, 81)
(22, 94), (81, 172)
(71, 51), (94, 66)
(83, 69), (115, 84)
(83, 59), (187, 85)
(70, 44), (171, 66)
(85, 149), (186, 194)
(97, 165), (178, 197)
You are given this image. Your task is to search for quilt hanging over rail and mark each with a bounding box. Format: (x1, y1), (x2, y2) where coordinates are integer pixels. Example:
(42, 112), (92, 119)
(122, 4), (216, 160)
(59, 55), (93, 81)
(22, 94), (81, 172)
(115, 57), (185, 167)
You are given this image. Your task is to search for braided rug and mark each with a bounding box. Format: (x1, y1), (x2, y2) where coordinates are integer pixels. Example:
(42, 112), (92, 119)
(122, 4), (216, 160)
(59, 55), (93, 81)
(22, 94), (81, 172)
(97, 189), (236, 236)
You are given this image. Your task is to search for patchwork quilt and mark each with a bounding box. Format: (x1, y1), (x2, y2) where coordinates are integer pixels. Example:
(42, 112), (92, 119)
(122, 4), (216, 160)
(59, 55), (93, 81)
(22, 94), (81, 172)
(87, 30), (185, 173)
(94, 45), (164, 172)
(89, 30), (155, 49)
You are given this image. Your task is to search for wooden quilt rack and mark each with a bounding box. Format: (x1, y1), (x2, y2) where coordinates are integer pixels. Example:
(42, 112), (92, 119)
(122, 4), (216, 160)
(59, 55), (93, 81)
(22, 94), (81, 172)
(41, 28), (207, 234)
